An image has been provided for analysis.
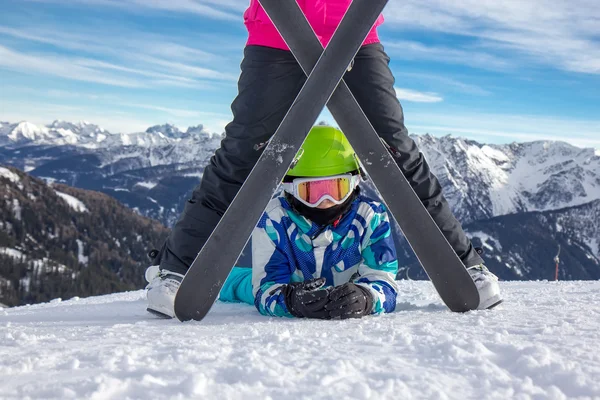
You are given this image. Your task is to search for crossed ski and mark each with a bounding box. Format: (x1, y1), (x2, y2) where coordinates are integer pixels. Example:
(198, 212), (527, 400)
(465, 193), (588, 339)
(174, 0), (389, 321)
(175, 0), (479, 321)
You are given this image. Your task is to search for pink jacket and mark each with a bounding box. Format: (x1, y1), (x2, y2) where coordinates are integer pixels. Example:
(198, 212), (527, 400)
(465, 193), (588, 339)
(244, 0), (384, 50)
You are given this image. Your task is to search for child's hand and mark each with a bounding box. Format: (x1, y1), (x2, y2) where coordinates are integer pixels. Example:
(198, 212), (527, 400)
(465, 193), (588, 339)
(326, 283), (373, 319)
(281, 278), (331, 319)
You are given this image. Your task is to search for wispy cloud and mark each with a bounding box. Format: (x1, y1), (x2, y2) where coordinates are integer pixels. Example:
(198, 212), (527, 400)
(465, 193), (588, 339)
(21, 0), (241, 21)
(384, 0), (600, 75)
(120, 103), (230, 119)
(0, 26), (227, 64)
(0, 45), (146, 88)
(0, 23), (238, 90)
(395, 88), (443, 103)
(385, 40), (512, 71)
(394, 71), (492, 96)
(130, 56), (237, 82)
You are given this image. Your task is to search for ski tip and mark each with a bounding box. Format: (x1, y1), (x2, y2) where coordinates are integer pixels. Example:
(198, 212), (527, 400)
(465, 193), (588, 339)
(174, 298), (210, 322)
(174, 310), (209, 323)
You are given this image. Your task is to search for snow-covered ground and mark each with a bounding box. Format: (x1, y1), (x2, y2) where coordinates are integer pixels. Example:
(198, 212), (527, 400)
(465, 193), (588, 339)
(2, 281), (600, 400)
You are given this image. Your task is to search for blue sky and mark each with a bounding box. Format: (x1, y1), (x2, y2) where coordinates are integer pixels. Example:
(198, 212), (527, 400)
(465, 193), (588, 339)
(1, 0), (599, 149)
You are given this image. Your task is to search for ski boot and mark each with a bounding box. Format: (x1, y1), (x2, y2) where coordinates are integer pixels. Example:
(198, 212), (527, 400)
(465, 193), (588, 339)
(145, 265), (184, 319)
(467, 264), (503, 310)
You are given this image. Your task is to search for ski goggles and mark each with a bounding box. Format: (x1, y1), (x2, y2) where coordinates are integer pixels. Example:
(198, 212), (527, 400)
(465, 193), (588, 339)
(282, 174), (360, 208)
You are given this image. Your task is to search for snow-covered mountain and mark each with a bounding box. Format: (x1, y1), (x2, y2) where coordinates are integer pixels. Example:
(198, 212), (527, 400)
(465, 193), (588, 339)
(0, 120), (219, 150)
(1, 121), (598, 227)
(388, 198), (600, 282)
(145, 123), (212, 139)
(0, 120), (109, 148)
(416, 135), (600, 223)
(0, 166), (169, 307)
(0, 121), (223, 224)
(1, 120), (599, 282)
(465, 200), (600, 280)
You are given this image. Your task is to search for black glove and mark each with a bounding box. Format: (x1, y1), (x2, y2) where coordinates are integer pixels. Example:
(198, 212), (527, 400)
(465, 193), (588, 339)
(281, 278), (331, 319)
(325, 283), (373, 319)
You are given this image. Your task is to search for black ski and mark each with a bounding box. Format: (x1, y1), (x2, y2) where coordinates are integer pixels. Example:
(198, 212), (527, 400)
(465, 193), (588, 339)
(174, 0), (388, 321)
(259, 0), (480, 312)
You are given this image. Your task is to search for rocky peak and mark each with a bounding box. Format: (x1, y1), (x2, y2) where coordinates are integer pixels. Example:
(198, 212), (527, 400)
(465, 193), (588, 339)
(145, 124), (186, 139)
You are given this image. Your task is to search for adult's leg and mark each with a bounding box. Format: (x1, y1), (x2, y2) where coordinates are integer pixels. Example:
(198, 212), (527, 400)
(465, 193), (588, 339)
(345, 43), (483, 267)
(158, 46), (306, 275)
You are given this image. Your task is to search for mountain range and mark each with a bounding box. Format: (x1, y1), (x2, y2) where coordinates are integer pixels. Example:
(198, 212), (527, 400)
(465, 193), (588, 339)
(1, 120), (599, 285)
(0, 165), (169, 306)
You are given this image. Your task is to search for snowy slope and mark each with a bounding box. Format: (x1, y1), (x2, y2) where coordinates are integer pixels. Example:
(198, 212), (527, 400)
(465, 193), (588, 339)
(2, 281), (600, 400)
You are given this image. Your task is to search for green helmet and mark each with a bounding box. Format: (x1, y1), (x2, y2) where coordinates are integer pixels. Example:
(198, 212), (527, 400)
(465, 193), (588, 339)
(287, 125), (360, 177)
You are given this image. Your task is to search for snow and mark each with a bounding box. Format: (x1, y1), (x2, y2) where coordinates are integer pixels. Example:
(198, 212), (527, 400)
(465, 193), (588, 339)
(467, 231), (502, 252)
(136, 181), (157, 189)
(0, 247), (25, 259)
(55, 191), (88, 213)
(1, 281), (600, 399)
(182, 172), (204, 178)
(7, 121), (50, 141)
(481, 145), (510, 163)
(20, 276), (31, 293)
(121, 134), (132, 146)
(0, 167), (20, 183)
(12, 199), (22, 220)
(76, 239), (88, 266)
(55, 128), (76, 138)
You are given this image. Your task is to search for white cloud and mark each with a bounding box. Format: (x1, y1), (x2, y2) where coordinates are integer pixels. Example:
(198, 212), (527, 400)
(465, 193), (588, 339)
(385, 40), (512, 71)
(395, 88), (443, 103)
(0, 24), (240, 92)
(0, 45), (146, 88)
(131, 56), (238, 82)
(21, 0), (240, 21)
(0, 25), (227, 64)
(383, 0), (600, 75)
(394, 71), (492, 96)
(120, 103), (230, 120)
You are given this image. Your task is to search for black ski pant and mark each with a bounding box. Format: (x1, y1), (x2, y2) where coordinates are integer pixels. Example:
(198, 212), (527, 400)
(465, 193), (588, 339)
(158, 43), (484, 275)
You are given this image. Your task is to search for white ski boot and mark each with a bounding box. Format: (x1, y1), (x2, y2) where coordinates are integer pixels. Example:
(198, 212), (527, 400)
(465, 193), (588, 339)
(467, 264), (503, 310)
(145, 265), (184, 319)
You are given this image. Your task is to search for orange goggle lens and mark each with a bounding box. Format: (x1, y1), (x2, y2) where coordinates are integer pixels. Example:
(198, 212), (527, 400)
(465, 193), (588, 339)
(296, 177), (353, 205)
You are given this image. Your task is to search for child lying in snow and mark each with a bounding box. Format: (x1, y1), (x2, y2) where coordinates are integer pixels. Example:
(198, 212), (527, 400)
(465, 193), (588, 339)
(219, 126), (399, 319)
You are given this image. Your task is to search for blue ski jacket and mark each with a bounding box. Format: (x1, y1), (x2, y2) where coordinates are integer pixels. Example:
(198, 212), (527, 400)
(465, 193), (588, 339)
(252, 195), (399, 317)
